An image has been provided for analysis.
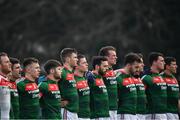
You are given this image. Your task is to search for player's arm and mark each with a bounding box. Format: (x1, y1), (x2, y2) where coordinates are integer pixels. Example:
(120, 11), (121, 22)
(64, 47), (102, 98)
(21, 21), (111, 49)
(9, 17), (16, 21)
(38, 82), (47, 98)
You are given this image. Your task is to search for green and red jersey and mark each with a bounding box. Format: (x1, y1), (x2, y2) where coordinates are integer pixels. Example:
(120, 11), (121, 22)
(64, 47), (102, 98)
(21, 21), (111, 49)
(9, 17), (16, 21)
(161, 73), (179, 113)
(87, 72), (109, 118)
(116, 71), (137, 114)
(103, 68), (118, 110)
(74, 74), (90, 118)
(9, 80), (19, 119)
(58, 67), (79, 113)
(142, 72), (167, 113)
(39, 79), (61, 119)
(132, 77), (147, 114)
(17, 78), (40, 119)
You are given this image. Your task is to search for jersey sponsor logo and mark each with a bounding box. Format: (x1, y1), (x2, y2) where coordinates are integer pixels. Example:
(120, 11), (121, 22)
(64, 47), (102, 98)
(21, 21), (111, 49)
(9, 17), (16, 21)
(76, 80), (88, 89)
(25, 83), (38, 91)
(66, 74), (74, 81)
(104, 70), (115, 77)
(153, 76), (165, 83)
(48, 84), (59, 91)
(123, 78), (134, 86)
(164, 78), (179, 91)
(132, 78), (142, 84)
(95, 79), (105, 86)
(132, 77), (145, 90)
(0, 77), (10, 86)
(164, 78), (178, 84)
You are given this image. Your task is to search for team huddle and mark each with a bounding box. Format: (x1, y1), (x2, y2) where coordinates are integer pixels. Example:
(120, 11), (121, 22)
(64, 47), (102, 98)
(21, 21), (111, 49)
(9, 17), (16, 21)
(0, 46), (179, 120)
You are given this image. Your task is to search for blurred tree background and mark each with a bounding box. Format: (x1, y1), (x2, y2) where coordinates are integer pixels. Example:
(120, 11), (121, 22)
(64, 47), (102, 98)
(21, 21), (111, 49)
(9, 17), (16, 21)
(0, 0), (180, 74)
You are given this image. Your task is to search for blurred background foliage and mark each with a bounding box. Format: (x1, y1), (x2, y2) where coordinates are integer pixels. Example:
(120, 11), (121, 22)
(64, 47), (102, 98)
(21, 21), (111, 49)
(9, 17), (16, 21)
(0, 0), (180, 74)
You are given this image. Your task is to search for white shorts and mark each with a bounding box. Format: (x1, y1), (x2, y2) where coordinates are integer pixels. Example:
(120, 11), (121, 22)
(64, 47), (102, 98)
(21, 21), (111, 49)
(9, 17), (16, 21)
(117, 114), (137, 120)
(78, 118), (90, 120)
(91, 117), (110, 120)
(61, 108), (78, 120)
(166, 113), (179, 120)
(0, 86), (10, 119)
(145, 114), (167, 120)
(109, 110), (117, 120)
(136, 114), (146, 120)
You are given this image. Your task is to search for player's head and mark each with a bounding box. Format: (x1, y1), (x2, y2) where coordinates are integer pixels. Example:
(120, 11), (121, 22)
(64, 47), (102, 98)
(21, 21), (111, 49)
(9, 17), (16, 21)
(23, 57), (40, 80)
(136, 53), (144, 73)
(44, 59), (63, 80)
(0, 52), (12, 75)
(60, 48), (78, 67)
(148, 52), (164, 71)
(92, 56), (109, 75)
(98, 46), (117, 66)
(164, 57), (177, 74)
(76, 54), (88, 73)
(10, 57), (22, 79)
(124, 52), (141, 75)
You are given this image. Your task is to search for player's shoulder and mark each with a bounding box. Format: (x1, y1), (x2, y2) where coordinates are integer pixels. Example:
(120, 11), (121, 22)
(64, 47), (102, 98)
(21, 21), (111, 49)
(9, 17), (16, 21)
(16, 77), (25, 85)
(38, 81), (48, 89)
(115, 69), (127, 77)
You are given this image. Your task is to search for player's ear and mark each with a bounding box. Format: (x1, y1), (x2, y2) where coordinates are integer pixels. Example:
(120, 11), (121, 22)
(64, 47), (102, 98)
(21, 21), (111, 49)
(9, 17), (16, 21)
(65, 57), (70, 63)
(50, 68), (54, 74)
(95, 65), (99, 70)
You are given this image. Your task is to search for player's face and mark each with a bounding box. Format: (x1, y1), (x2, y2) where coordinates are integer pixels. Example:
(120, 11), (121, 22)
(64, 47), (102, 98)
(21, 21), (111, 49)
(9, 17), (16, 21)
(77, 58), (88, 72)
(155, 56), (165, 71)
(69, 53), (78, 67)
(54, 66), (63, 80)
(169, 61), (177, 74)
(27, 63), (41, 79)
(139, 58), (144, 72)
(130, 61), (141, 75)
(107, 50), (117, 66)
(0, 56), (12, 74)
(99, 61), (109, 75)
(12, 63), (22, 79)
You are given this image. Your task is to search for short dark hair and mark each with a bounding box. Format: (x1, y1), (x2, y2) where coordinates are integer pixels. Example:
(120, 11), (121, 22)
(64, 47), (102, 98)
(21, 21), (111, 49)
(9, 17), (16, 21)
(44, 59), (62, 74)
(98, 46), (116, 56)
(0, 52), (8, 63)
(60, 48), (77, 63)
(77, 54), (86, 65)
(148, 52), (164, 66)
(92, 56), (108, 69)
(165, 57), (176, 68)
(124, 52), (141, 65)
(10, 57), (20, 65)
(136, 53), (143, 59)
(23, 57), (39, 68)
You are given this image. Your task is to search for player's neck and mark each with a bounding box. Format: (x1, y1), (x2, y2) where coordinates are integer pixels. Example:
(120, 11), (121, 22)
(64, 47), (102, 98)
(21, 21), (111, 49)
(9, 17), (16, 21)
(74, 70), (84, 77)
(8, 74), (16, 82)
(124, 66), (130, 74)
(25, 74), (35, 82)
(164, 69), (172, 76)
(0, 71), (8, 78)
(47, 74), (57, 82)
(92, 70), (99, 75)
(64, 63), (73, 71)
(150, 66), (160, 73)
